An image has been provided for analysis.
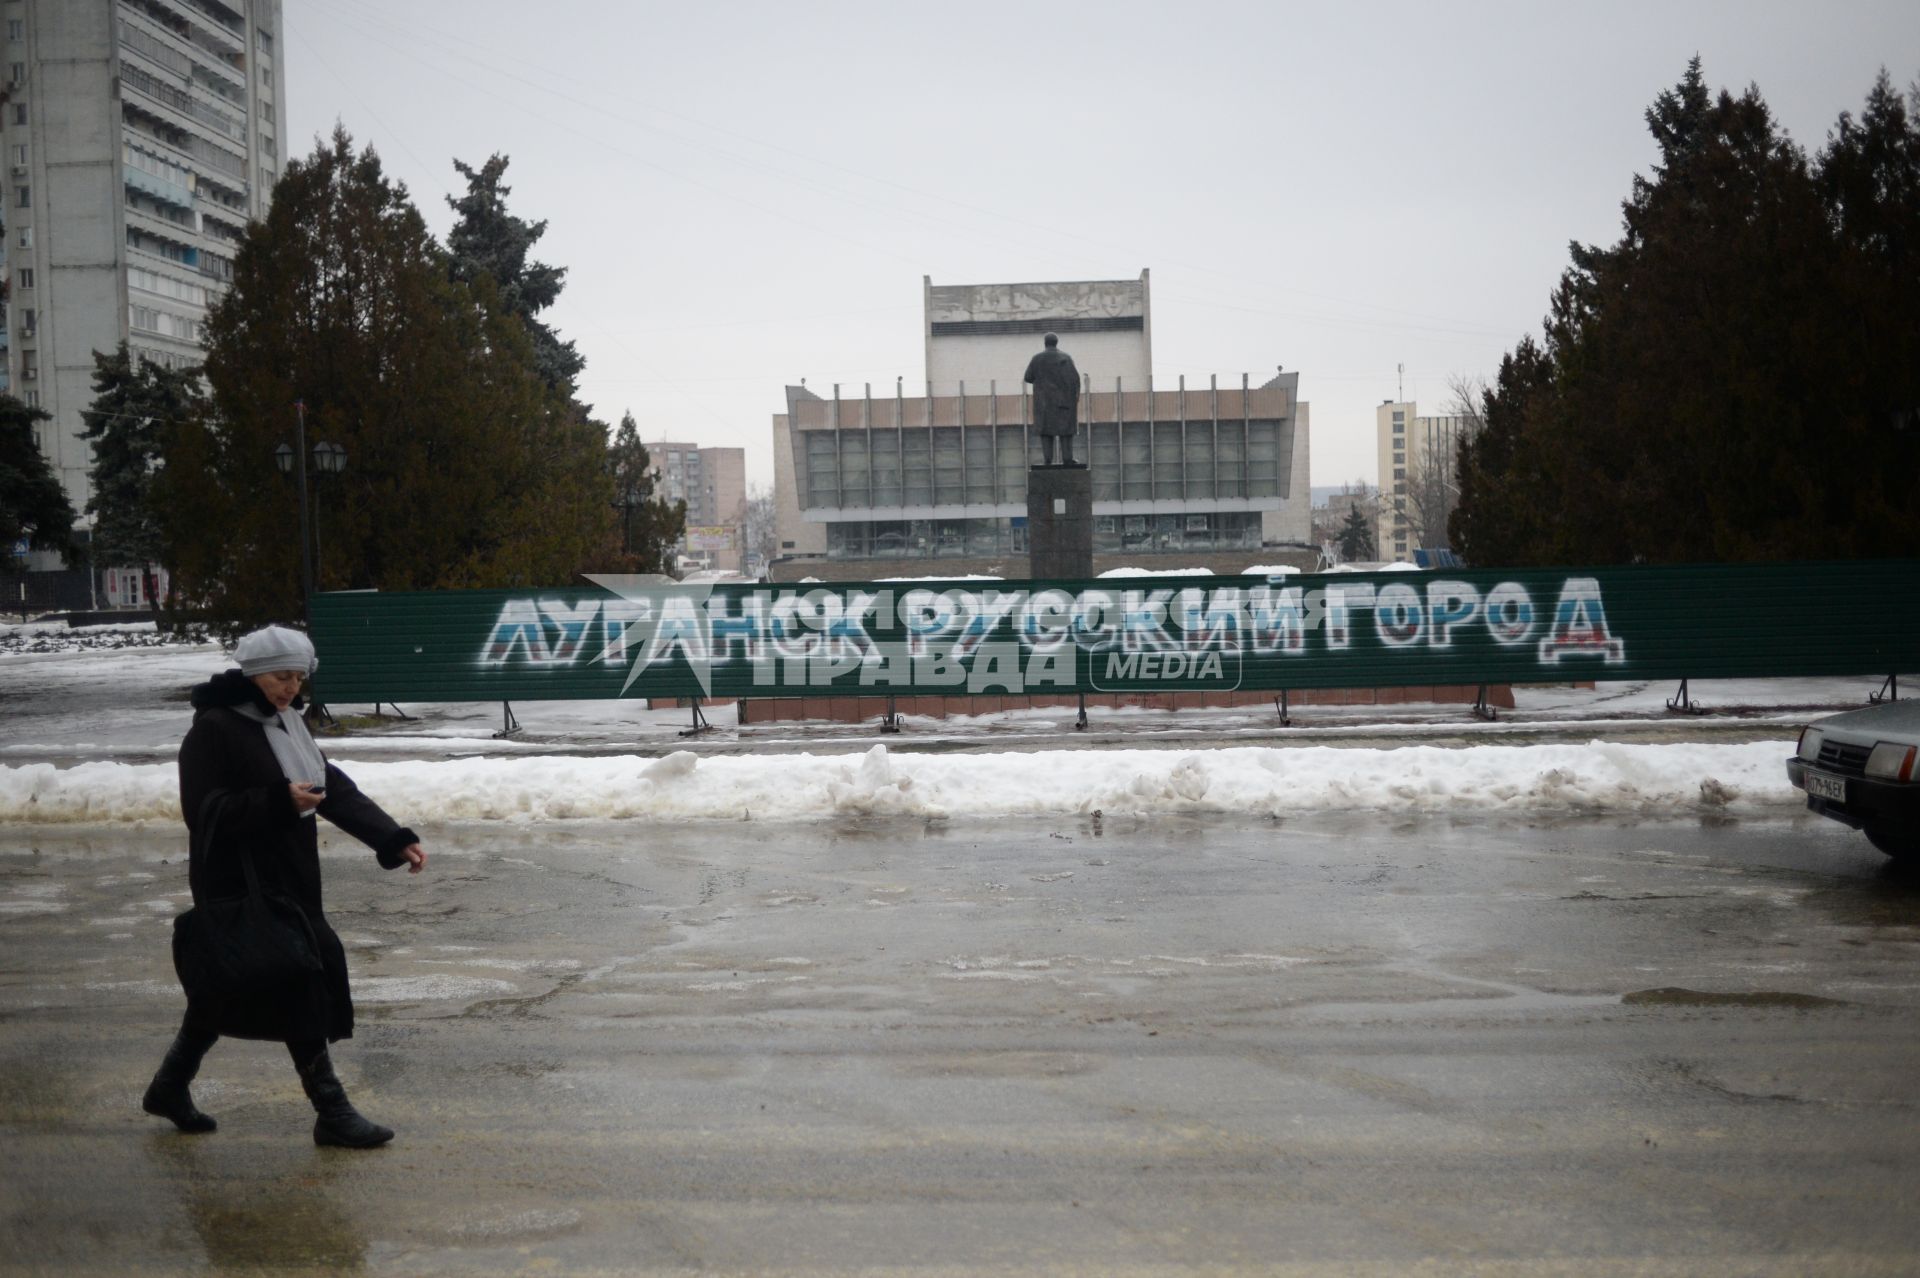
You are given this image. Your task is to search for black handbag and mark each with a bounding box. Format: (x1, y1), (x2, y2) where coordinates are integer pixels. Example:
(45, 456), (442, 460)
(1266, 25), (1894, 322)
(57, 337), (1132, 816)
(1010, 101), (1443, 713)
(171, 791), (325, 1013)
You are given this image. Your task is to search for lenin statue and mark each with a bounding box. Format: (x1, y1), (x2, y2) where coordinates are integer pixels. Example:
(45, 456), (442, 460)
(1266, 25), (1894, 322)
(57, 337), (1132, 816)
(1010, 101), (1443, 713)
(1023, 333), (1081, 466)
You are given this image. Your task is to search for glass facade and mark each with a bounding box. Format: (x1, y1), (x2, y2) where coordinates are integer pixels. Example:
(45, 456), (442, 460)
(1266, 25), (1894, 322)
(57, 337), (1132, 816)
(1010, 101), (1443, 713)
(821, 511), (1265, 560)
(801, 418), (1286, 511)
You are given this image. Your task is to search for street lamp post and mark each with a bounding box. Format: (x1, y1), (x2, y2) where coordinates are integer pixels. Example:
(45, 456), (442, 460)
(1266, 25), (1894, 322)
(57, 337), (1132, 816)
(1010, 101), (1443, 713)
(273, 406), (350, 619)
(310, 440), (346, 587)
(273, 399), (314, 623)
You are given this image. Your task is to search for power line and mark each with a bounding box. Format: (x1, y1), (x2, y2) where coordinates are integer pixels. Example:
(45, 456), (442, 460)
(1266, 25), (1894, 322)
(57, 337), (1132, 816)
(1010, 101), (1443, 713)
(302, 0), (1531, 346)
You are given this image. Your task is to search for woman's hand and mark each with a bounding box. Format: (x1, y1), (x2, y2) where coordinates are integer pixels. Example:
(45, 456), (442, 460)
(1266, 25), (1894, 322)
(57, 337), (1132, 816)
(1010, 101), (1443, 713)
(398, 843), (428, 874)
(290, 782), (324, 813)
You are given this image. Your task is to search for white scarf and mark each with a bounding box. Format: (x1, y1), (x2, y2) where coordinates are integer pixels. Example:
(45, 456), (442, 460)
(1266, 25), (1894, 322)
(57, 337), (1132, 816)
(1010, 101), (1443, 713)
(233, 702), (328, 816)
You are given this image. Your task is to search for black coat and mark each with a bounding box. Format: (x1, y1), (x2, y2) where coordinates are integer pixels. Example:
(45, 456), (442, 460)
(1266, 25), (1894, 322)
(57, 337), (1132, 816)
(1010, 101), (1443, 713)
(177, 670), (417, 1042)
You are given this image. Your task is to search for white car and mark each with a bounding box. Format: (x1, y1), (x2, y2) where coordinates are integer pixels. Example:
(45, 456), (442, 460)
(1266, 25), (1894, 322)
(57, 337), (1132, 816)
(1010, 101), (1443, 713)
(1787, 699), (1920, 861)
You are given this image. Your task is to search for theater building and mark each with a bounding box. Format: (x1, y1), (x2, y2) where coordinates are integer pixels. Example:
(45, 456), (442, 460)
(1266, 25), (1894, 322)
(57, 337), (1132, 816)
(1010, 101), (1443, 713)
(770, 273), (1313, 581)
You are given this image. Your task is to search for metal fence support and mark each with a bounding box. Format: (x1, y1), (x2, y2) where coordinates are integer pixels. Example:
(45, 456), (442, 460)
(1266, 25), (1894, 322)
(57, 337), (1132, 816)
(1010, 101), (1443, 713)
(1666, 679), (1703, 714)
(1870, 674), (1900, 704)
(880, 696), (902, 734)
(1276, 689), (1292, 726)
(1472, 684), (1498, 721)
(679, 697), (712, 737)
(1076, 692), (1088, 731)
(494, 701), (520, 738)
(373, 702), (413, 720)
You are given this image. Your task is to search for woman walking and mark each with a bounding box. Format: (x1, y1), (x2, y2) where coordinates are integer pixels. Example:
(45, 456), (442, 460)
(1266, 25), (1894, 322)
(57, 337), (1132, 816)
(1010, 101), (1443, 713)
(143, 625), (428, 1148)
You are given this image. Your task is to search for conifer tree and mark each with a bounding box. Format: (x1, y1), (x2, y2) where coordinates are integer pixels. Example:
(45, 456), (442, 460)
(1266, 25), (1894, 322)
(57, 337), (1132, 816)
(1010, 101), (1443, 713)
(81, 344), (204, 609)
(161, 128), (613, 634)
(602, 411), (685, 574)
(1335, 504), (1374, 562)
(0, 394), (74, 557)
(1451, 61), (1920, 565)
(446, 154), (584, 393)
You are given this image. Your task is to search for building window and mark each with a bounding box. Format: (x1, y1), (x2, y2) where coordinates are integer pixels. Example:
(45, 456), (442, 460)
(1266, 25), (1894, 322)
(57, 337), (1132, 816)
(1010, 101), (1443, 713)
(12, 143), (24, 165)
(13, 267), (29, 288)
(1392, 422), (1404, 435)
(7, 62), (20, 84)
(13, 185), (25, 207)
(1393, 468), (1406, 480)
(22, 389), (36, 406)
(10, 103), (23, 125)
(6, 20), (21, 41)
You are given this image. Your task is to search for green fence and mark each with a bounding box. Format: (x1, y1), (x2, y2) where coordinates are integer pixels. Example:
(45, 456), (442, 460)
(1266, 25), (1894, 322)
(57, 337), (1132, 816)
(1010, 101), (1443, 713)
(307, 561), (1919, 705)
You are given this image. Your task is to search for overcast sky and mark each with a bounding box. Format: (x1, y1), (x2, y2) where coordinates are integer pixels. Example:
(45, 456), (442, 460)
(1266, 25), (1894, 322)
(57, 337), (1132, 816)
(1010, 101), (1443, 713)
(284, 0), (1919, 493)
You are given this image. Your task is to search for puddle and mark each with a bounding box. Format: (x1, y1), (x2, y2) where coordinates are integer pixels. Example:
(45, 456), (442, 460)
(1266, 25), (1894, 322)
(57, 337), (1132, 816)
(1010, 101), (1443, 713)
(1622, 987), (1849, 1009)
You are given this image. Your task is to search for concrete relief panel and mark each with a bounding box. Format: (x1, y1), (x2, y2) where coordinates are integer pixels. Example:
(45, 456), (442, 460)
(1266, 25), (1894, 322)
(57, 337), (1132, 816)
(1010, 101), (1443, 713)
(929, 279), (1145, 324)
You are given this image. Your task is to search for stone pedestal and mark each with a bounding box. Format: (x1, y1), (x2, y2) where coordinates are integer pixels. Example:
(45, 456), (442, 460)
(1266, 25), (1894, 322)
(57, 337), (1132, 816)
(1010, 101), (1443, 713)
(1026, 465), (1093, 581)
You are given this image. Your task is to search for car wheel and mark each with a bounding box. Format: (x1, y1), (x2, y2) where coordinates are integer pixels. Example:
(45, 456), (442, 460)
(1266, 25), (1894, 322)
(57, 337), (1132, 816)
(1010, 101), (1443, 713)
(1864, 824), (1920, 862)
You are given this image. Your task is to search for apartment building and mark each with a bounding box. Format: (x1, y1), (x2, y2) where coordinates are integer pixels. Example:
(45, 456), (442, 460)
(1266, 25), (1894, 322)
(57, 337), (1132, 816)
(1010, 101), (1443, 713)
(5, 0), (284, 568)
(1374, 400), (1471, 563)
(649, 440), (748, 572)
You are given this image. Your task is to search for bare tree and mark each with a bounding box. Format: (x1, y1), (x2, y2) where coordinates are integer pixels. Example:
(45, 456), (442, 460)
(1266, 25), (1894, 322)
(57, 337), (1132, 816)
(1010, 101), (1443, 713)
(742, 485), (777, 574)
(1398, 376), (1489, 551)
(1445, 373), (1489, 431)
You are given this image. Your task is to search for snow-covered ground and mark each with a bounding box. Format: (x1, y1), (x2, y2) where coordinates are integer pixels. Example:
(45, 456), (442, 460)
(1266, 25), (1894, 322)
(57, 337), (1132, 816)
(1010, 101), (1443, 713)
(0, 738), (1799, 826)
(0, 619), (201, 655)
(0, 622), (1900, 828)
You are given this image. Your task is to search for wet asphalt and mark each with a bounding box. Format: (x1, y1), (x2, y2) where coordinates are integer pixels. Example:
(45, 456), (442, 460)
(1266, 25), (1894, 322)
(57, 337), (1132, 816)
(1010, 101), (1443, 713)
(6, 810), (1920, 1275)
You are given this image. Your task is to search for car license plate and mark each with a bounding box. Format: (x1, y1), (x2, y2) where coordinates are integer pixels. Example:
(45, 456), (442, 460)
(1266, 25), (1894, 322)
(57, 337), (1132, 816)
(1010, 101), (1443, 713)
(1804, 770), (1847, 802)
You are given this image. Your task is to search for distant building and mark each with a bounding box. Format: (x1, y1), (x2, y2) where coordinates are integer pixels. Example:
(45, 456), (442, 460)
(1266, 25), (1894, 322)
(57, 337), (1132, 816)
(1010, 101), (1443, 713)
(1311, 486), (1382, 563)
(7, 0), (286, 562)
(1374, 400), (1470, 564)
(649, 441), (747, 572)
(771, 273), (1313, 580)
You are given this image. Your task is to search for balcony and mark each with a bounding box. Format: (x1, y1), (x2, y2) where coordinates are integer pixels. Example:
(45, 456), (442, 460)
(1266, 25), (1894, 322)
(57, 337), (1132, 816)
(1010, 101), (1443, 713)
(123, 201), (205, 252)
(121, 62), (244, 142)
(121, 0), (243, 71)
(118, 18), (191, 79)
(127, 240), (199, 275)
(125, 164), (195, 211)
(175, 0), (243, 38)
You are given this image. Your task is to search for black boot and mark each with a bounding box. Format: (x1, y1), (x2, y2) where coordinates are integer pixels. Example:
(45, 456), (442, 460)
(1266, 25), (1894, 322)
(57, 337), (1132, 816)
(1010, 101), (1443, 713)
(143, 1028), (218, 1133)
(292, 1046), (393, 1148)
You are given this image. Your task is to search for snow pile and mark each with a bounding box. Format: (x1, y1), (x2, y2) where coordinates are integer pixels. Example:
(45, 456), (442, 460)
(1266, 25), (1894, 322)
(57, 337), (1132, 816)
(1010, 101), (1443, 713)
(0, 740), (1798, 827)
(1097, 567), (1217, 578)
(1323, 562), (1422, 574)
(0, 621), (208, 656)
